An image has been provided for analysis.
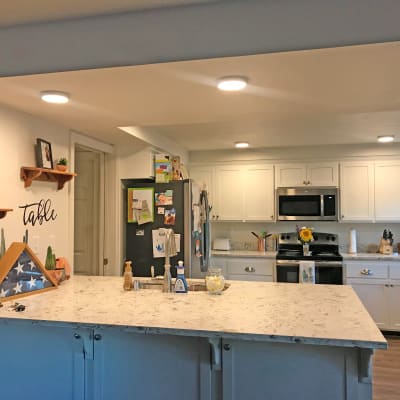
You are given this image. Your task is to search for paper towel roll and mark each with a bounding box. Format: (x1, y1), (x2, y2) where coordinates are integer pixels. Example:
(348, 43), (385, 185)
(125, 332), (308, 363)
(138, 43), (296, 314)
(349, 229), (357, 254)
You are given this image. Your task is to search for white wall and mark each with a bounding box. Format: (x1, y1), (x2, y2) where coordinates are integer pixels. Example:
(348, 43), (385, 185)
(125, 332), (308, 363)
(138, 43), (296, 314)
(212, 221), (400, 254)
(0, 103), (72, 264)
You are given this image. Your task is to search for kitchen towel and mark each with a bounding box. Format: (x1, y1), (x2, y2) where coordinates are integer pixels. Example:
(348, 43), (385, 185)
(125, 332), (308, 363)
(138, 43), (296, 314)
(349, 228), (357, 254)
(299, 261), (315, 284)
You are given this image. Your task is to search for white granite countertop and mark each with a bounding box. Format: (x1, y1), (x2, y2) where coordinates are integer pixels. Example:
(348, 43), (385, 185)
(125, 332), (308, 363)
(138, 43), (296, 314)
(0, 276), (386, 350)
(342, 252), (400, 261)
(212, 250), (277, 258)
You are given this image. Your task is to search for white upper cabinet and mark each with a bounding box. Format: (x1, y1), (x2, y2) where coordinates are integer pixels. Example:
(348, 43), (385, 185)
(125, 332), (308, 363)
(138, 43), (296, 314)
(214, 165), (244, 221)
(197, 164), (275, 222)
(340, 162), (374, 221)
(243, 165), (275, 221)
(275, 163), (338, 187)
(374, 161), (400, 221)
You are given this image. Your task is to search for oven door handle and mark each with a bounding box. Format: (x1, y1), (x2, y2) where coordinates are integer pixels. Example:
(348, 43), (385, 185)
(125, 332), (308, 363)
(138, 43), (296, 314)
(314, 262), (343, 268)
(276, 260), (300, 265)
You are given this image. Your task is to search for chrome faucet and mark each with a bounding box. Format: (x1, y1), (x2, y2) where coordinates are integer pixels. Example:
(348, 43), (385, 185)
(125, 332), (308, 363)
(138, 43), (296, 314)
(163, 229), (176, 292)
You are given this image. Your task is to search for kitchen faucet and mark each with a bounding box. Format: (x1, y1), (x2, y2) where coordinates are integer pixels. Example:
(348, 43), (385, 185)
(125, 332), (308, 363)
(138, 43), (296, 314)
(163, 229), (177, 292)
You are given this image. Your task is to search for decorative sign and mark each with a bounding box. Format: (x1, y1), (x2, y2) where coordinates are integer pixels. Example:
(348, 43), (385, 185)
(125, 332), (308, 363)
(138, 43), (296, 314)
(0, 242), (57, 301)
(19, 199), (57, 226)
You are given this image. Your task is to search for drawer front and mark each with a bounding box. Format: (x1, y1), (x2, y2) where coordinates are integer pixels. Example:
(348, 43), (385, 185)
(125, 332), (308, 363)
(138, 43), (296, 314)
(227, 259), (274, 276)
(228, 274), (273, 282)
(346, 262), (389, 279)
(389, 263), (400, 279)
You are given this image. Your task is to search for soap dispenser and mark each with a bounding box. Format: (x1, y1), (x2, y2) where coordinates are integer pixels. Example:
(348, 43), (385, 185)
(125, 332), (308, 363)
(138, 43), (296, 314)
(174, 261), (188, 293)
(123, 260), (133, 290)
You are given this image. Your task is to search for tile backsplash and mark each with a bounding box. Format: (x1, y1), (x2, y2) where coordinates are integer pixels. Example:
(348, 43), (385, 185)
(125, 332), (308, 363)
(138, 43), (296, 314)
(211, 221), (400, 253)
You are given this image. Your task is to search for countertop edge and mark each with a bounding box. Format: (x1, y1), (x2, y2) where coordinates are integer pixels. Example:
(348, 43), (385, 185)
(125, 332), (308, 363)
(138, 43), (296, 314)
(0, 316), (387, 350)
(211, 250), (276, 258)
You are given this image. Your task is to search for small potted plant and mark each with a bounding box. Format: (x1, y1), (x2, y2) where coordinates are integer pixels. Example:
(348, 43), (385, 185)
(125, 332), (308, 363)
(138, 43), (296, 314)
(56, 157), (68, 172)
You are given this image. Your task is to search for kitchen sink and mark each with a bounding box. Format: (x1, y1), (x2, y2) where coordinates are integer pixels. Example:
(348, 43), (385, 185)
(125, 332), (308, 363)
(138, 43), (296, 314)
(135, 279), (230, 292)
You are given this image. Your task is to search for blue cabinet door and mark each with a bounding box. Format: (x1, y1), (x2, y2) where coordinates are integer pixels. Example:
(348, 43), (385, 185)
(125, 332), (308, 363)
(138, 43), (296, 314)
(0, 320), (86, 400)
(88, 328), (213, 400)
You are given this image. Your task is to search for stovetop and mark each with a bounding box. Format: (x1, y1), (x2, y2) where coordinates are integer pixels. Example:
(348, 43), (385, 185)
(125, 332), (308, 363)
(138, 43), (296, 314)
(276, 232), (343, 262)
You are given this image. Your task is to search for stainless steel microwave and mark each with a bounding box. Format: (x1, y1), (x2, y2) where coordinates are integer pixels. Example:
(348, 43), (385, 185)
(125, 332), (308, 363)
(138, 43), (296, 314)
(276, 187), (338, 221)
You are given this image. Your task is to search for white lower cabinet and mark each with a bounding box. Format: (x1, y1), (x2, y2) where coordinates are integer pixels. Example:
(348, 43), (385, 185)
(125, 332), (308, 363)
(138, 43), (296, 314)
(211, 257), (274, 281)
(345, 261), (400, 331)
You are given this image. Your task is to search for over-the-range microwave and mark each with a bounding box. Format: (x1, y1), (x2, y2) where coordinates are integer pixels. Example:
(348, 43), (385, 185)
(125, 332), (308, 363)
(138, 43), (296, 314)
(276, 187), (338, 221)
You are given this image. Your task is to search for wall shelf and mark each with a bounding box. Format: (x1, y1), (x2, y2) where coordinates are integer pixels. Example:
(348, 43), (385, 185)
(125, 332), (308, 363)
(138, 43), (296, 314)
(0, 209), (12, 219)
(20, 167), (77, 190)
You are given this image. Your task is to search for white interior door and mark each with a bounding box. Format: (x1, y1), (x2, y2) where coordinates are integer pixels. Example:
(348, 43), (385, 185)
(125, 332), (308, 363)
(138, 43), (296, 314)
(74, 147), (103, 275)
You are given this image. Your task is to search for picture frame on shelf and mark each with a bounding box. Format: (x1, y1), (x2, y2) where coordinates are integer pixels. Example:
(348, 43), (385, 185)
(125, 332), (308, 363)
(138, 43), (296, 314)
(36, 138), (53, 169)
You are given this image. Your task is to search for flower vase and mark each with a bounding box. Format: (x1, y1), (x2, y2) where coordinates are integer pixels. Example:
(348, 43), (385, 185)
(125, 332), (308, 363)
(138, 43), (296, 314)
(303, 243), (310, 256)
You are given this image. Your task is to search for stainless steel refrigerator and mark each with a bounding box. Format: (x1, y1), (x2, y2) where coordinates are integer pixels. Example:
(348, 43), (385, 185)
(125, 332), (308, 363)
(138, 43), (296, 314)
(122, 179), (210, 278)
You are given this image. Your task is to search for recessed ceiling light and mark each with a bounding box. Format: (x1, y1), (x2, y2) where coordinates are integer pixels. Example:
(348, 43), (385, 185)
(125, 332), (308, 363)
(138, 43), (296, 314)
(217, 76), (247, 91)
(235, 142), (249, 148)
(377, 135), (394, 143)
(40, 91), (70, 104)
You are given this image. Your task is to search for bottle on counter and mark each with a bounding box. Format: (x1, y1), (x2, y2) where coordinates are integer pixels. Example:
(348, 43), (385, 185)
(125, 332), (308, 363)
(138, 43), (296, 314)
(174, 261), (188, 293)
(123, 260), (133, 290)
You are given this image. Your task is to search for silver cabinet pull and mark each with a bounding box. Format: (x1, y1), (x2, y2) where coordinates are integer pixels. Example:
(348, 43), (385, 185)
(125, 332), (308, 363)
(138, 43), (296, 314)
(360, 268), (373, 276)
(244, 266), (256, 273)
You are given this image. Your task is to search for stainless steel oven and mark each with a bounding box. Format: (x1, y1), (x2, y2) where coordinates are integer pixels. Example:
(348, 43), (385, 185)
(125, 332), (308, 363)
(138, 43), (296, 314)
(275, 232), (343, 285)
(276, 260), (343, 285)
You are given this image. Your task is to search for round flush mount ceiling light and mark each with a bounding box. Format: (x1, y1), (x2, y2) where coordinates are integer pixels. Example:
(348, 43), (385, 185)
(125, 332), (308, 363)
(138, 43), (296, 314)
(217, 76), (248, 91)
(40, 91), (70, 104)
(235, 142), (249, 149)
(377, 135), (394, 143)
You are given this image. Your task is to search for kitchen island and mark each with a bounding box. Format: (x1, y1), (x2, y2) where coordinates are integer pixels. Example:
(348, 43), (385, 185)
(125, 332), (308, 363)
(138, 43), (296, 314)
(0, 276), (386, 400)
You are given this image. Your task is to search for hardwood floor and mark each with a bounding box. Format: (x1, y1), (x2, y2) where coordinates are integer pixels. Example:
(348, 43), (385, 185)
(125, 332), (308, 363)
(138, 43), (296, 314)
(373, 336), (400, 400)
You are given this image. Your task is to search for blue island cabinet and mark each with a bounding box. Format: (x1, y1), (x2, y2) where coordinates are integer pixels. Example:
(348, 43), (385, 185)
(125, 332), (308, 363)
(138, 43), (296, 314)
(0, 320), (214, 400)
(86, 327), (214, 400)
(0, 320), (88, 400)
(222, 339), (372, 400)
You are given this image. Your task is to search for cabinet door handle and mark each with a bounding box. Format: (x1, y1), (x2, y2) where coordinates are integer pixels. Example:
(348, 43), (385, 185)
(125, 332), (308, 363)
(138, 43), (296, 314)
(385, 284), (390, 287)
(94, 333), (102, 341)
(307, 180), (311, 185)
(303, 180), (306, 185)
(390, 284), (394, 288)
(270, 215), (274, 219)
(73, 333), (81, 339)
(342, 215), (345, 219)
(245, 266), (256, 273)
(360, 268), (373, 276)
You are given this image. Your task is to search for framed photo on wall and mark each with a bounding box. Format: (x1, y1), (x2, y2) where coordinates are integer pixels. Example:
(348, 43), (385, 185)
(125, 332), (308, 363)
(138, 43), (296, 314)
(36, 138), (53, 169)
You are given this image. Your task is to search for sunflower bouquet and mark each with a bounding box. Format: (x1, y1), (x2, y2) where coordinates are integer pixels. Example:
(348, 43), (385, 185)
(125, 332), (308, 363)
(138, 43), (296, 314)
(296, 225), (314, 244)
